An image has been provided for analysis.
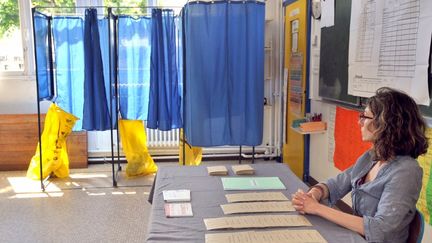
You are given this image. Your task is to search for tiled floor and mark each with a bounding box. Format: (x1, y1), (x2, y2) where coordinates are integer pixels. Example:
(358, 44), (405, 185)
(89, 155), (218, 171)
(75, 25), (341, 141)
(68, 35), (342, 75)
(0, 163), (157, 243)
(0, 160), (263, 243)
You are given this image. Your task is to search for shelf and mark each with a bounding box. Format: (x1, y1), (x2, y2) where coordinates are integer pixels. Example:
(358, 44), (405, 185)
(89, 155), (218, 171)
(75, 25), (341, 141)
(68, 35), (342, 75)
(290, 126), (326, 135)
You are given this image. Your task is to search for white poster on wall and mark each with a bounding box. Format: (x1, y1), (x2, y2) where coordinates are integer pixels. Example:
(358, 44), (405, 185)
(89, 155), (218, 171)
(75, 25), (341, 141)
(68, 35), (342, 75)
(321, 0), (335, 28)
(348, 0), (432, 105)
(309, 17), (322, 100)
(327, 104), (336, 165)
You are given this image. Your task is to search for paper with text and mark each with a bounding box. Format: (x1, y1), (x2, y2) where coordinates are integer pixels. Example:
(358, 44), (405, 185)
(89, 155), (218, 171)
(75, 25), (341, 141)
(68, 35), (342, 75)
(207, 166), (228, 176)
(225, 192), (289, 203)
(321, 0), (335, 28)
(162, 189), (191, 202)
(348, 0), (432, 105)
(232, 164), (255, 175)
(221, 201), (295, 214)
(206, 229), (327, 243)
(327, 104), (336, 164)
(204, 215), (311, 230)
(221, 177), (286, 190)
(164, 203), (193, 218)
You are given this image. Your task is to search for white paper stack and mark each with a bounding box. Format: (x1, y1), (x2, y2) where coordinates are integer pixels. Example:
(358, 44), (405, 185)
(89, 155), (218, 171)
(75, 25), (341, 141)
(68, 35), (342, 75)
(163, 189), (191, 203)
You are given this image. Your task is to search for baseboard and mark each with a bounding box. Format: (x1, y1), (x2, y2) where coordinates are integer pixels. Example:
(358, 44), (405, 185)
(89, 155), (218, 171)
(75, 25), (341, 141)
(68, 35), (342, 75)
(308, 176), (353, 214)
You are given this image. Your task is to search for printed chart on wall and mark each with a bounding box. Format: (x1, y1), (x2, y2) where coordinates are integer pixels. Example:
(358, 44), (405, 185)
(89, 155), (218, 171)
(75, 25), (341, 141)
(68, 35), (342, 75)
(348, 0), (432, 105)
(289, 53), (303, 116)
(333, 107), (372, 171)
(416, 127), (432, 225)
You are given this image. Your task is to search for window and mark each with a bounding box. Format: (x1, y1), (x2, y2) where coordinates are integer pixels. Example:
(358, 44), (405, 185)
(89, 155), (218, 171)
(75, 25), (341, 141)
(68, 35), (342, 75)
(0, 0), (187, 79)
(0, 0), (32, 77)
(153, 0), (187, 14)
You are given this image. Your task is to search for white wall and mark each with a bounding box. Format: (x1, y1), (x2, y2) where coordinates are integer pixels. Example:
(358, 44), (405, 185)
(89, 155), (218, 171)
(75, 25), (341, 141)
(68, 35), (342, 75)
(0, 78), (49, 114)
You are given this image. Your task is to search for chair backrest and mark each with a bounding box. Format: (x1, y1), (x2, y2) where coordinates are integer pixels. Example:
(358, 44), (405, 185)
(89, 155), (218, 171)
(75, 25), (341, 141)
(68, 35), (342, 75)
(407, 210), (424, 243)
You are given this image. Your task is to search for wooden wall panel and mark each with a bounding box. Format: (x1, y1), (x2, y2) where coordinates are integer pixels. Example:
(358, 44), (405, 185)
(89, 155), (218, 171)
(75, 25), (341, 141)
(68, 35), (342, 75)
(0, 114), (87, 171)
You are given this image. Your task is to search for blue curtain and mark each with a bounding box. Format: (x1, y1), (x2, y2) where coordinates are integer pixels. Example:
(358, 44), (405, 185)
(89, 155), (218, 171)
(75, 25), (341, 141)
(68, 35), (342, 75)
(175, 16), (184, 120)
(98, 17), (117, 128)
(117, 16), (152, 120)
(52, 17), (85, 131)
(147, 9), (182, 131)
(82, 9), (111, 131)
(34, 12), (54, 101)
(183, 1), (265, 146)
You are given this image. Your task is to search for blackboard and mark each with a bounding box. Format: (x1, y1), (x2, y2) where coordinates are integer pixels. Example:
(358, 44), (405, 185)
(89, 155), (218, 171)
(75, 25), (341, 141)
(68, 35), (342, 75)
(419, 38), (432, 117)
(318, 0), (359, 106)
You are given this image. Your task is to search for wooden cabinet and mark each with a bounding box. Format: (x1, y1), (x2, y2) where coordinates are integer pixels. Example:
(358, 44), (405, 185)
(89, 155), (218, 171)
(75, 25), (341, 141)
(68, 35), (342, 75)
(0, 114), (87, 170)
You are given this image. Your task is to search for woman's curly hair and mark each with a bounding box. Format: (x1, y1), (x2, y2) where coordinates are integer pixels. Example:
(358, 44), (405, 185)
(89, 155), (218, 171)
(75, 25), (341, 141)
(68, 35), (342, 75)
(368, 87), (428, 161)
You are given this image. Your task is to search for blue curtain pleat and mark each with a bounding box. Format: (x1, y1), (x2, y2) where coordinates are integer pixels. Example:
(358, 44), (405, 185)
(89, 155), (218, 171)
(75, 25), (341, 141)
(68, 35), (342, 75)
(175, 16), (184, 124)
(82, 9), (111, 131)
(52, 17), (85, 131)
(184, 1), (265, 146)
(98, 18), (117, 128)
(117, 16), (152, 120)
(147, 9), (182, 131)
(34, 12), (54, 101)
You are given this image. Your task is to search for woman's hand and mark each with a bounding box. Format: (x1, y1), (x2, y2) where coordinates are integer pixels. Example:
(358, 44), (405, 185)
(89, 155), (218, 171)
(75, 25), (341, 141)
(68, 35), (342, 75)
(307, 187), (323, 201)
(291, 189), (321, 215)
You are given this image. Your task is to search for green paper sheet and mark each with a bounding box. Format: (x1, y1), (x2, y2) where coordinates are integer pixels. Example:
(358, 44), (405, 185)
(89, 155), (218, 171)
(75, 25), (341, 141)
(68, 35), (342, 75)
(221, 177), (286, 190)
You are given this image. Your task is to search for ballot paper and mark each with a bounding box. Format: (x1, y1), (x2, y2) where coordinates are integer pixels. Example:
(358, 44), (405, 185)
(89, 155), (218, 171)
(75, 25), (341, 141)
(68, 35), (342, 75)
(204, 215), (311, 230)
(225, 192), (289, 203)
(231, 164), (255, 175)
(162, 189), (191, 202)
(205, 229), (327, 243)
(164, 203), (193, 218)
(221, 177), (286, 190)
(207, 166), (228, 176)
(221, 201), (295, 214)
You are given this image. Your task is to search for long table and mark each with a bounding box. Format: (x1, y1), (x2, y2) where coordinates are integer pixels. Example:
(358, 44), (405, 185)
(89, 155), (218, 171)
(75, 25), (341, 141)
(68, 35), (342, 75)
(146, 163), (366, 242)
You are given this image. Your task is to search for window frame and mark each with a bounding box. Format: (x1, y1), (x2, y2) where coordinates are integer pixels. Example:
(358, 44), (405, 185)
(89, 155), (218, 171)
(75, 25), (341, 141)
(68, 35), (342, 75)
(3, 0), (189, 81)
(0, 0), (35, 81)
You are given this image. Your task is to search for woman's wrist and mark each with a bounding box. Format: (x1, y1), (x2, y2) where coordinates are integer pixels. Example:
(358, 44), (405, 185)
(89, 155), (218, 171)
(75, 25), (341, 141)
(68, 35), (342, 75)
(308, 186), (323, 201)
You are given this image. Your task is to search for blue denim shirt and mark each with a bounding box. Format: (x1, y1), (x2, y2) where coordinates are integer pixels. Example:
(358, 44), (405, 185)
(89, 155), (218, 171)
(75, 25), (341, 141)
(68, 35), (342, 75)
(325, 150), (422, 243)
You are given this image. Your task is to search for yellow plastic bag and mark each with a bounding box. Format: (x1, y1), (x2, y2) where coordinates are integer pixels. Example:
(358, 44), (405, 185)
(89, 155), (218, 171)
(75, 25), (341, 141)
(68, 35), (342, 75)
(118, 119), (157, 177)
(27, 103), (78, 180)
(179, 129), (203, 166)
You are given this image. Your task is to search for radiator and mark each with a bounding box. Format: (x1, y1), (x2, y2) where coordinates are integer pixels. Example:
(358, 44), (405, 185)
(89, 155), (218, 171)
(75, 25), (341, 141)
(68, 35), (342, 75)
(88, 128), (271, 158)
(146, 128), (179, 148)
(87, 129), (180, 157)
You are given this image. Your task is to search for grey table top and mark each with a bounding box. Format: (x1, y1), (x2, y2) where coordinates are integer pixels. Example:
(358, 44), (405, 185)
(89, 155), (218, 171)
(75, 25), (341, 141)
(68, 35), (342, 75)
(146, 163), (366, 243)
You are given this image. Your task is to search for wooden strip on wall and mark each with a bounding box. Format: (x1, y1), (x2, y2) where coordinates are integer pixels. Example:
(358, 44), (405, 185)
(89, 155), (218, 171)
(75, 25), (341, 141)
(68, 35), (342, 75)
(0, 114), (88, 171)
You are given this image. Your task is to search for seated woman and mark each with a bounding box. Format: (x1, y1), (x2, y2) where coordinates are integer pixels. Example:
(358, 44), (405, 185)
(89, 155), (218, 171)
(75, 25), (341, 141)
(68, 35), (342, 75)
(292, 87), (428, 243)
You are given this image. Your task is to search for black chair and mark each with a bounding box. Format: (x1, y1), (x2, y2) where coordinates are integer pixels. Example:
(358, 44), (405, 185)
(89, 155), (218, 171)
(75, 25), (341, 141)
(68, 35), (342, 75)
(407, 210), (424, 243)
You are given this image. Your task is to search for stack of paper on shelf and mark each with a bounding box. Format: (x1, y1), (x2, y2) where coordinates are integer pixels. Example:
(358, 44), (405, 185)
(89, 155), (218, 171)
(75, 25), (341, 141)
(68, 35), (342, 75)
(164, 203), (193, 217)
(162, 189), (191, 202)
(207, 166), (228, 176)
(231, 164), (255, 175)
(299, 121), (326, 132)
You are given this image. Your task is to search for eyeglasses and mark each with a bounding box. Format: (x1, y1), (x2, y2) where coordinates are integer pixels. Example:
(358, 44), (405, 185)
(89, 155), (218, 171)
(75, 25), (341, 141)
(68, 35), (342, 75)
(358, 112), (374, 123)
